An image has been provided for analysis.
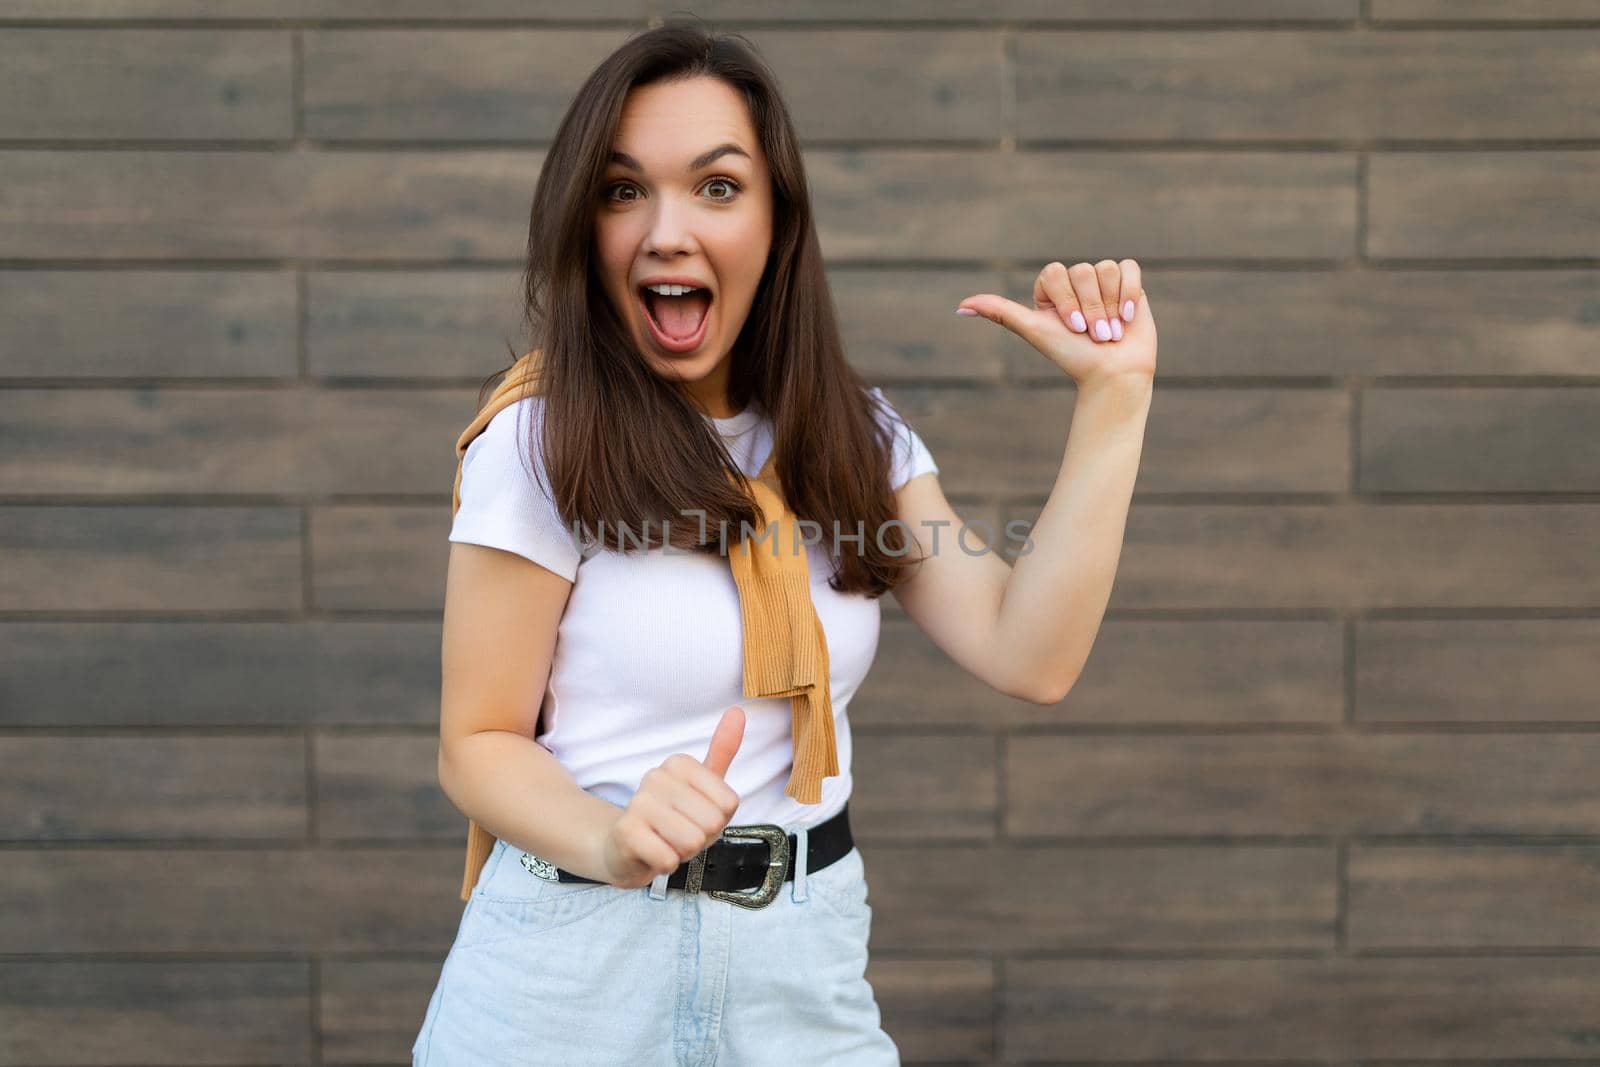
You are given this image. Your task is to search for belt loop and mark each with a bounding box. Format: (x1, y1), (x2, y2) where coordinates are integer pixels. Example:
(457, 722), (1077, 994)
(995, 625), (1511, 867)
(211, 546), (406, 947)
(791, 825), (810, 902)
(649, 870), (669, 900)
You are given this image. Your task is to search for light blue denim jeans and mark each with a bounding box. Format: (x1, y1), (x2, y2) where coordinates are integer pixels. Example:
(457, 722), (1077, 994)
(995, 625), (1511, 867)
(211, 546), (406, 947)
(411, 828), (901, 1065)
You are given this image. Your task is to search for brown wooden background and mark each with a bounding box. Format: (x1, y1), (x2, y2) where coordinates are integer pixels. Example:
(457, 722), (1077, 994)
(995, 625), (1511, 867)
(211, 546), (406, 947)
(3, 1), (1598, 1064)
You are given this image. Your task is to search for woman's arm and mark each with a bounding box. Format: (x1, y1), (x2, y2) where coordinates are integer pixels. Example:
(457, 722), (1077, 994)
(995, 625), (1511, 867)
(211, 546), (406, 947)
(997, 377), (1151, 700)
(891, 377), (1151, 704)
(892, 259), (1157, 704)
(437, 541), (620, 882)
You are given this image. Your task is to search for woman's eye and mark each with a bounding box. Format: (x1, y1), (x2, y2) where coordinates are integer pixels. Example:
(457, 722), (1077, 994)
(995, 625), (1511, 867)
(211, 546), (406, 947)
(602, 177), (741, 204)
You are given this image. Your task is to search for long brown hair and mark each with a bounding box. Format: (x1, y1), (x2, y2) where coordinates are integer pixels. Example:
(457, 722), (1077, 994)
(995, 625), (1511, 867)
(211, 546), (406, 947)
(479, 22), (924, 597)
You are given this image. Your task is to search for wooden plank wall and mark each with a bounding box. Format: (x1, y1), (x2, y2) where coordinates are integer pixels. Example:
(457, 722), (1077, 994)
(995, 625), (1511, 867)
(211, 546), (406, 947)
(2, 1), (1598, 1064)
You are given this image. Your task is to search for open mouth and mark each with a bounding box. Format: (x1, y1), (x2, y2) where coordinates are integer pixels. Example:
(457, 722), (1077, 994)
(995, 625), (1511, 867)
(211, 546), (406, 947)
(638, 285), (713, 353)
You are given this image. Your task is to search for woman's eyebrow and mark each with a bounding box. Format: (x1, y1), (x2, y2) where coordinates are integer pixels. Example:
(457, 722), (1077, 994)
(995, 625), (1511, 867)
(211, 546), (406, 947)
(608, 143), (751, 173)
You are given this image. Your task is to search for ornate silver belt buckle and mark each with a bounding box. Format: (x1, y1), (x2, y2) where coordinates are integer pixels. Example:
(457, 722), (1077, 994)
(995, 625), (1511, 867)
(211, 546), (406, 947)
(694, 823), (789, 909)
(518, 850), (562, 882)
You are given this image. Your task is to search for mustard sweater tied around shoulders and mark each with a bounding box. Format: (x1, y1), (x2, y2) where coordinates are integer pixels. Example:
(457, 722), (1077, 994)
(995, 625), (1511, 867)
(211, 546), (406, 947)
(449, 350), (839, 901)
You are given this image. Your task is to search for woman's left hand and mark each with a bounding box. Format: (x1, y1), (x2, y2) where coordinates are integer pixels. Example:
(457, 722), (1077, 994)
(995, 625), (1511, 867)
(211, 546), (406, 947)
(957, 259), (1157, 391)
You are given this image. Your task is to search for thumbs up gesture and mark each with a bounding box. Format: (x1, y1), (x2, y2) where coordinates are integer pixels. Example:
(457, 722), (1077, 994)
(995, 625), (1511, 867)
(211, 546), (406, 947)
(957, 258), (1157, 393)
(599, 706), (746, 889)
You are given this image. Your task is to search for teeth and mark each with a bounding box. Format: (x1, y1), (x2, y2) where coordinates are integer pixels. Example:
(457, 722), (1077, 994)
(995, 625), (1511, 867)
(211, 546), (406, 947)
(643, 283), (703, 296)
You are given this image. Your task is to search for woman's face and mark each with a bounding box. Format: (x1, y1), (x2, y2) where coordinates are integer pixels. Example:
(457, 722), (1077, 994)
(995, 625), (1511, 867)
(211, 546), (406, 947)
(593, 75), (774, 417)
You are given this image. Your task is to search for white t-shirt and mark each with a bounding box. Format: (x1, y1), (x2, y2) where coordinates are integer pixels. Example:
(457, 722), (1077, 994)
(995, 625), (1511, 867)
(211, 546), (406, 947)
(447, 386), (938, 830)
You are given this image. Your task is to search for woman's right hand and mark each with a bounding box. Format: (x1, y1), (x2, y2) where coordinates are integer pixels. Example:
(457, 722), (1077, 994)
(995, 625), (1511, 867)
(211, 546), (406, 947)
(598, 705), (746, 889)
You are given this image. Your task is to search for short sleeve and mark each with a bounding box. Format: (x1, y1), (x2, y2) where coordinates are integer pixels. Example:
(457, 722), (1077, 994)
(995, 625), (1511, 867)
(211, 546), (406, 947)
(448, 395), (584, 581)
(869, 386), (939, 492)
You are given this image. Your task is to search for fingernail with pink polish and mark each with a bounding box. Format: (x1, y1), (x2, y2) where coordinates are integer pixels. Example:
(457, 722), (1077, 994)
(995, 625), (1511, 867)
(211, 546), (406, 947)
(1110, 317), (1123, 340)
(955, 307), (978, 316)
(1070, 310), (1087, 333)
(1094, 319), (1110, 341)
(1122, 300), (1135, 322)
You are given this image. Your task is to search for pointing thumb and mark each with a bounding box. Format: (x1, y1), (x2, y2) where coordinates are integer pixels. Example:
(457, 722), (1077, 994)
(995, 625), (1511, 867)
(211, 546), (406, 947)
(957, 292), (1037, 331)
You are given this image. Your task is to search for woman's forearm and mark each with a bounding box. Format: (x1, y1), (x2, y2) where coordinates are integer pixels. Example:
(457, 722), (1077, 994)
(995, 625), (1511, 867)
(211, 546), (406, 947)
(993, 375), (1154, 702)
(439, 730), (624, 882)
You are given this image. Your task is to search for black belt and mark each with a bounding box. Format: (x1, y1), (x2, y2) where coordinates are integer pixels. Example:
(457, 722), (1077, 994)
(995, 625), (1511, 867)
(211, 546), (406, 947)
(545, 802), (853, 910)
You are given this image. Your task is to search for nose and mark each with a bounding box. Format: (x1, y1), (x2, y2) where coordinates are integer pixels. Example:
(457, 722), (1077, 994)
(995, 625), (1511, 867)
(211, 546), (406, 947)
(642, 195), (699, 259)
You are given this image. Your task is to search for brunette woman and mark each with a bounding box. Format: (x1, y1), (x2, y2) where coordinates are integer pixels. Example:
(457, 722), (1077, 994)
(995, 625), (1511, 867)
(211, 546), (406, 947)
(414, 22), (1156, 1067)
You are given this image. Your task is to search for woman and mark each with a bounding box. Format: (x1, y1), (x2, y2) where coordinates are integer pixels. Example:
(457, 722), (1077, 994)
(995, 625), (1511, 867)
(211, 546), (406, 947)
(413, 22), (1157, 1066)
